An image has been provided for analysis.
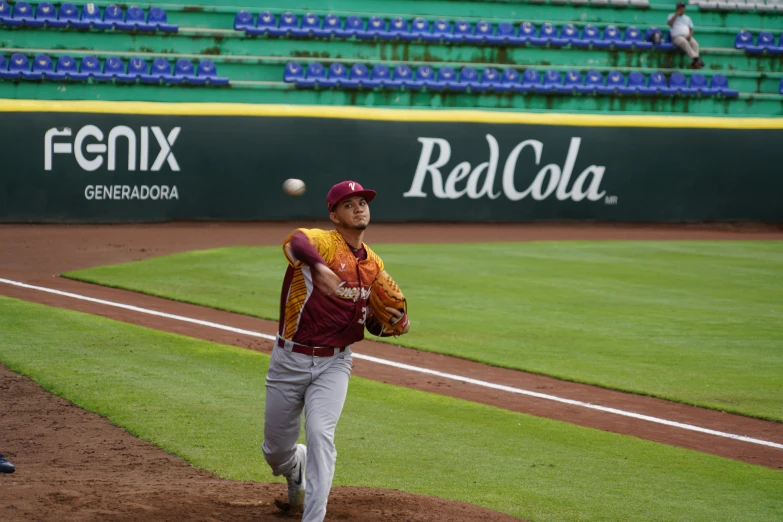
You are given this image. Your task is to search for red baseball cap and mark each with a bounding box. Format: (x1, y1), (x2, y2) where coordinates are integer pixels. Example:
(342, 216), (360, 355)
(326, 180), (377, 211)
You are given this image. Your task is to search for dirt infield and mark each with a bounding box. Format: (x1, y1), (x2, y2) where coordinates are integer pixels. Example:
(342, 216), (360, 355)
(1, 222), (782, 521)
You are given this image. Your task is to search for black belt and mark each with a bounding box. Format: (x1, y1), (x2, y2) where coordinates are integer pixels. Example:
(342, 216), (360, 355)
(276, 337), (347, 357)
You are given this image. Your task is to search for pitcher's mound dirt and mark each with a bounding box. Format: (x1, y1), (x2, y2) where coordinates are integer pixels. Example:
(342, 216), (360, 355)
(0, 364), (521, 521)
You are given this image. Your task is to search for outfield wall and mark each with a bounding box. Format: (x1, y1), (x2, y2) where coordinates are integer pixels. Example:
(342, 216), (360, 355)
(2, 101), (782, 223)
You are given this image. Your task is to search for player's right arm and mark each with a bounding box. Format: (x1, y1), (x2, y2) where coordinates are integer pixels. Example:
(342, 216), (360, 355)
(283, 230), (343, 296)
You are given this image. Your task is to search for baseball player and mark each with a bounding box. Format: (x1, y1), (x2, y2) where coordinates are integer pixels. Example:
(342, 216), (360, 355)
(263, 180), (410, 522)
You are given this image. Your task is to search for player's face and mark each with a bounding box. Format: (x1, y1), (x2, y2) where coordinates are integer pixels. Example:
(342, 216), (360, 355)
(331, 196), (370, 231)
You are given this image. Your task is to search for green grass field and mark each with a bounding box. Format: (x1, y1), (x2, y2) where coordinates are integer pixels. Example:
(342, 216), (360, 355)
(65, 240), (783, 421)
(1, 295), (782, 522)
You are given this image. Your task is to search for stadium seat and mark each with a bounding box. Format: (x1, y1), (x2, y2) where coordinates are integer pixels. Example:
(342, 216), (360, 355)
(530, 23), (556, 46)
(319, 14), (341, 37)
(0, 55), (8, 78)
(54, 55), (83, 80)
(138, 57), (171, 83)
(709, 74), (738, 97)
(518, 22), (537, 44)
(688, 73), (714, 95)
(4, 53), (30, 79)
(535, 70), (562, 93)
(573, 25), (601, 48)
(746, 32), (777, 54)
(620, 71), (646, 94)
(659, 32), (676, 51)
(468, 21), (494, 43)
(668, 72), (697, 95)
(380, 17), (408, 40)
(414, 65), (437, 89)
(408, 17), (430, 41)
(247, 11), (275, 36)
(452, 20), (473, 42)
(358, 16), (386, 39)
(604, 25), (632, 49)
(488, 22), (515, 44)
(598, 71), (625, 95)
(780, 77), (783, 95)
(437, 66), (460, 90)
(147, 7), (177, 32)
(0, 1), (10, 24)
(428, 19), (454, 42)
(624, 27), (653, 49)
(555, 70), (583, 93)
(734, 30), (753, 49)
(34, 2), (63, 28)
(124, 57), (148, 82)
(499, 68), (521, 92)
(339, 16), (364, 38)
(7, 1), (34, 26)
(576, 70), (604, 94)
(167, 58), (198, 84)
(481, 67), (502, 90)
(72, 3), (101, 29)
(369, 64), (393, 88)
(117, 6), (149, 31)
(307, 13), (332, 37)
(294, 12), (320, 37)
(557, 24), (579, 46)
(320, 62), (346, 87)
(23, 53), (64, 80)
(97, 4), (124, 30)
(340, 63), (368, 88)
(645, 72), (668, 95)
(234, 10), (253, 31)
(75, 55), (102, 79)
(273, 12), (299, 37)
(92, 56), (127, 82)
(520, 69), (542, 92)
(393, 64), (418, 89)
(284, 61), (303, 83)
(54, 2), (78, 27)
(196, 59), (228, 85)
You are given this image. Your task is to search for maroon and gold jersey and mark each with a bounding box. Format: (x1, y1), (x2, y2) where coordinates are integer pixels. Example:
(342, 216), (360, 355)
(280, 228), (384, 348)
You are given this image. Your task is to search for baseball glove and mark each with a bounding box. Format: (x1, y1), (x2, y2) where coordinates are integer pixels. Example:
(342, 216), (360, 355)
(365, 270), (409, 337)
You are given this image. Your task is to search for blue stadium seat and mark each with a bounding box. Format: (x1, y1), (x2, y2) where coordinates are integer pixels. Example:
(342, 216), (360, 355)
(429, 19), (454, 42)
(283, 61), (304, 83)
(734, 30), (753, 50)
(308, 13), (332, 37)
(555, 70), (583, 94)
(341, 63), (369, 88)
(452, 20), (473, 42)
(4, 53), (30, 79)
(34, 2), (64, 28)
(688, 73), (713, 96)
(380, 16), (407, 40)
(520, 69), (542, 91)
(125, 57), (148, 82)
(620, 71), (646, 94)
(320, 14), (343, 37)
(393, 64), (418, 89)
(624, 27), (653, 49)
(0, 2), (10, 24)
(481, 67), (502, 90)
(94, 56), (129, 82)
(55, 2), (78, 27)
(746, 32), (776, 54)
(668, 72), (696, 95)
(645, 72), (668, 95)
(370, 64), (394, 88)
(573, 25), (601, 48)
(604, 25), (632, 49)
(489, 22), (516, 45)
(147, 7), (177, 32)
(77, 55), (102, 79)
(531, 23), (556, 46)
(518, 22), (537, 44)
(246, 11), (275, 36)
(71, 3), (100, 29)
(167, 58), (198, 84)
(780, 77), (783, 95)
(293, 12), (320, 37)
(97, 4), (124, 30)
(597, 71), (624, 95)
(535, 70), (561, 93)
(399, 17), (421, 41)
(272, 12), (299, 37)
(437, 66), (460, 90)
(118, 6), (149, 31)
(659, 32), (675, 51)
(575, 70), (604, 94)
(499, 68), (521, 92)
(358, 16), (386, 39)
(593, 27), (612, 49)
(356, 63), (381, 88)
(339, 16), (364, 38)
(414, 65), (437, 89)
(138, 57), (170, 83)
(459, 66), (482, 90)
(0, 55), (6, 77)
(557, 24), (579, 46)
(234, 10), (253, 31)
(8, 1), (34, 27)
(24, 53), (64, 80)
(55, 55), (83, 80)
(709, 74), (738, 97)
(196, 59), (228, 85)
(407, 17), (430, 41)
(321, 62), (347, 87)
(468, 21), (494, 43)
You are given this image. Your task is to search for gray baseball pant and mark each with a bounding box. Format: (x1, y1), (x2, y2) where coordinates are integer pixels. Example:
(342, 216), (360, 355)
(673, 35), (700, 59)
(262, 339), (353, 522)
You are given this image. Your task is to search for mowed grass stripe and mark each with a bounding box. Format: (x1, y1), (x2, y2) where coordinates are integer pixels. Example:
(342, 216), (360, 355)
(64, 240), (783, 421)
(1, 296), (782, 522)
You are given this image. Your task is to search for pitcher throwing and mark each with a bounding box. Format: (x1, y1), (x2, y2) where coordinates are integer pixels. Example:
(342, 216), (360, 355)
(263, 180), (410, 522)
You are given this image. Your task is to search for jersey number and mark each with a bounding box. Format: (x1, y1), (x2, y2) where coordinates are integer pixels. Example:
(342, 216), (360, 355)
(358, 306), (368, 325)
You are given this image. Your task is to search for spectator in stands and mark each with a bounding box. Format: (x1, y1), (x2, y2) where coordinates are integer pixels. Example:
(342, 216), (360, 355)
(668, 2), (704, 69)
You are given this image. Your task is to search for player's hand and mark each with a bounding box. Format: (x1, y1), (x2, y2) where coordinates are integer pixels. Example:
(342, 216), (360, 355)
(386, 307), (410, 334)
(313, 263), (344, 297)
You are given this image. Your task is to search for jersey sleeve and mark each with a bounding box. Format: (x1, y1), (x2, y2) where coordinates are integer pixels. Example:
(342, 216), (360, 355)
(282, 228), (337, 267)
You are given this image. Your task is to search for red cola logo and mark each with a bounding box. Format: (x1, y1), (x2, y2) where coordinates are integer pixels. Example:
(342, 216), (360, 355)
(404, 135), (606, 202)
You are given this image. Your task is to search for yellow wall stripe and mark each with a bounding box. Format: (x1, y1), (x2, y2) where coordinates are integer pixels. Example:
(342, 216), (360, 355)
(1, 99), (782, 129)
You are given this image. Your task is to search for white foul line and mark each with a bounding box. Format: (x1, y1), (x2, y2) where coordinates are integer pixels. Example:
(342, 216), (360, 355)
(1, 277), (781, 451)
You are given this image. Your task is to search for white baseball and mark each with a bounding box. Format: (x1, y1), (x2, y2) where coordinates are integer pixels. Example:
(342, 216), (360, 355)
(283, 178), (306, 197)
